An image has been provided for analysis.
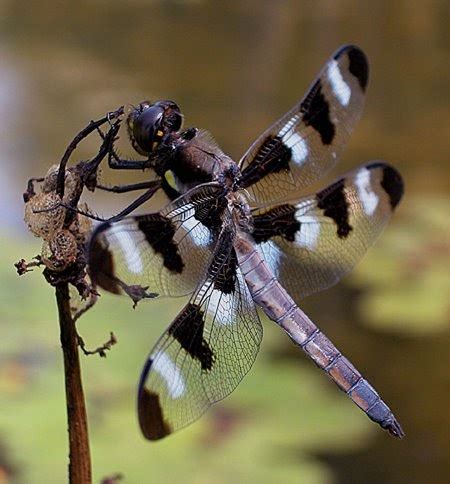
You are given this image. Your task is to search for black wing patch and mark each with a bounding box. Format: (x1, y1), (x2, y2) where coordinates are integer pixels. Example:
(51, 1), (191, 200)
(252, 204), (300, 243)
(316, 178), (352, 238)
(251, 162), (404, 302)
(137, 227), (262, 440)
(168, 303), (214, 371)
(301, 80), (335, 145)
(137, 214), (183, 273)
(88, 183), (226, 300)
(238, 45), (369, 205)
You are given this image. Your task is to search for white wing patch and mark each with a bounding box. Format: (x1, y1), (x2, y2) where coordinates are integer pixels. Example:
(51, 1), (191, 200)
(282, 130), (308, 165)
(294, 214), (320, 249)
(278, 114), (301, 138)
(327, 59), (351, 106)
(181, 216), (211, 247)
(355, 168), (379, 216)
(152, 351), (185, 399)
(208, 290), (237, 326)
(107, 223), (144, 274)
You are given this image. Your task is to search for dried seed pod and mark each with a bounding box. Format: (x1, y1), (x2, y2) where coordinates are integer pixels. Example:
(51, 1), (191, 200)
(63, 169), (82, 202)
(41, 228), (78, 271)
(42, 164), (60, 193)
(24, 192), (65, 240)
(69, 203), (93, 243)
(42, 165), (81, 202)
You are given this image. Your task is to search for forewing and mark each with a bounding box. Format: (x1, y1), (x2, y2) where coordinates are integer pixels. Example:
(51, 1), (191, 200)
(137, 227), (263, 440)
(238, 45), (368, 205)
(88, 183), (226, 299)
(251, 162), (404, 301)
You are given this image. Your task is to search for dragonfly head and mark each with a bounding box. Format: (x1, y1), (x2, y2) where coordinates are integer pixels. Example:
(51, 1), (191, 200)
(127, 100), (183, 157)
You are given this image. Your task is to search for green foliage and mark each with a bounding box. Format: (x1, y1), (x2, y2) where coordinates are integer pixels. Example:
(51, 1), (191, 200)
(351, 196), (449, 334)
(2, 235), (372, 483)
(2, 196), (447, 481)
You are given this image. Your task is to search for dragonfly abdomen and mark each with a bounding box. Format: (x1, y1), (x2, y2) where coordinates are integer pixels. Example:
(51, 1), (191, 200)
(234, 233), (404, 438)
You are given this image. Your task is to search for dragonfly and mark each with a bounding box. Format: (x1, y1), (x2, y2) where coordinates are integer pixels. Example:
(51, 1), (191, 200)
(88, 45), (405, 440)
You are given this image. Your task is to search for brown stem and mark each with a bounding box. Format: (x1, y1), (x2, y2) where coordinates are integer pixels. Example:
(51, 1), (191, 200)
(55, 282), (92, 483)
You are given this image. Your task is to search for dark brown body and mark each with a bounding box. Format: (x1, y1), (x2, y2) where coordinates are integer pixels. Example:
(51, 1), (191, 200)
(163, 130), (237, 198)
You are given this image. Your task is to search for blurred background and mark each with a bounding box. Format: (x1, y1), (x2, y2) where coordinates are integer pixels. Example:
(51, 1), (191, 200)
(0, 1), (449, 482)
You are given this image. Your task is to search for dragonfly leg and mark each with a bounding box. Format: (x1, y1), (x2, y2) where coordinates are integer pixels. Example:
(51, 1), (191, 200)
(96, 181), (158, 193)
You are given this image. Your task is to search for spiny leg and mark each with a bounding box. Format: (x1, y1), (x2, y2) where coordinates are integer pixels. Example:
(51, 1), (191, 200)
(107, 181), (161, 222)
(37, 181), (162, 223)
(56, 106), (124, 197)
(96, 181), (158, 193)
(107, 149), (150, 170)
(96, 124), (151, 171)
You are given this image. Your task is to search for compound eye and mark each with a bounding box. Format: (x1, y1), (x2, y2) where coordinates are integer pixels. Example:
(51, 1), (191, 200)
(154, 100), (183, 133)
(135, 104), (165, 153)
(127, 100), (183, 156)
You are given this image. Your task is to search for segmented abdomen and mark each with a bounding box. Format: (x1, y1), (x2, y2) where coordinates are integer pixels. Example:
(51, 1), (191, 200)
(234, 234), (404, 438)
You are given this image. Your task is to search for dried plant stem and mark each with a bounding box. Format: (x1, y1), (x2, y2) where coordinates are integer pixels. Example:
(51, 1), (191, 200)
(55, 282), (92, 484)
